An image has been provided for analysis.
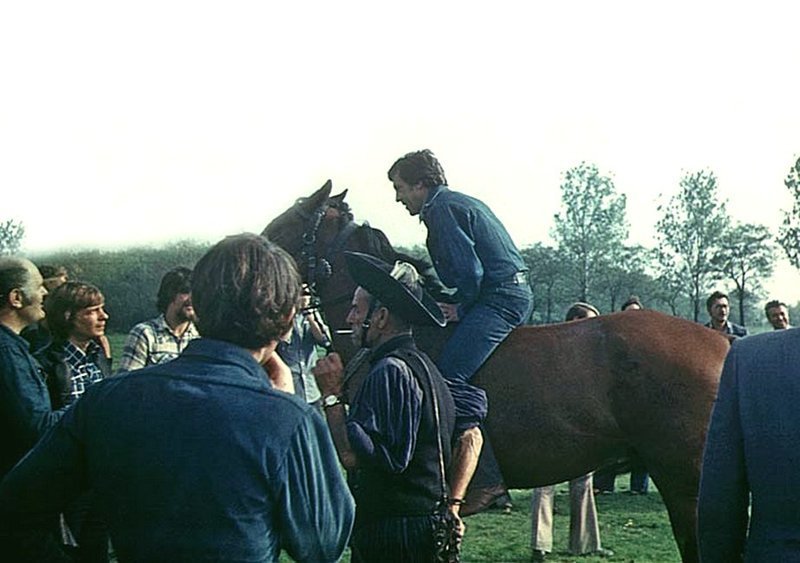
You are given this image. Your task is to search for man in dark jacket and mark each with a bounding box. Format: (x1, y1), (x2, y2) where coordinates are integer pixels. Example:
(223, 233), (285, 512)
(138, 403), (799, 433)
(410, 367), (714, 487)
(699, 328), (800, 560)
(0, 256), (60, 481)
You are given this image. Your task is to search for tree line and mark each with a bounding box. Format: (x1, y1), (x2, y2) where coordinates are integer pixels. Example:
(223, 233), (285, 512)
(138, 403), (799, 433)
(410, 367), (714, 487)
(4, 156), (800, 333)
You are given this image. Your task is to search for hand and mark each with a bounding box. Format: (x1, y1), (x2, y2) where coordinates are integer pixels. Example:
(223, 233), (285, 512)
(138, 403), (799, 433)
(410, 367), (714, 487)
(313, 352), (345, 396)
(438, 302), (459, 323)
(262, 351), (295, 394)
(448, 506), (466, 542)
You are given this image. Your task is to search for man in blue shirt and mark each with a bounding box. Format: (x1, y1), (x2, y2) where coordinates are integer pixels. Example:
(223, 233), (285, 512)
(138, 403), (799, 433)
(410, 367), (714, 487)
(0, 234), (355, 562)
(388, 149), (533, 516)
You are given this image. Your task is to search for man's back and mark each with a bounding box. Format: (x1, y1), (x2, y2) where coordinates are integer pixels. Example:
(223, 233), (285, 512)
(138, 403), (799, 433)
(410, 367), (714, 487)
(1, 338), (354, 562)
(699, 328), (800, 561)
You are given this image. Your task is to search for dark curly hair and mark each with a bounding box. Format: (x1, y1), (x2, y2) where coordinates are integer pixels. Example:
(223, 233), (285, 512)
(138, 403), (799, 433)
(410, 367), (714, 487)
(192, 233), (301, 349)
(46, 281), (104, 341)
(387, 149), (448, 189)
(706, 290), (729, 313)
(156, 267), (193, 314)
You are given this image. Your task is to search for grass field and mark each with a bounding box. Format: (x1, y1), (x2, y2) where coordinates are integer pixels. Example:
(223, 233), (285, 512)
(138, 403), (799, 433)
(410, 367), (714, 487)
(459, 482), (680, 562)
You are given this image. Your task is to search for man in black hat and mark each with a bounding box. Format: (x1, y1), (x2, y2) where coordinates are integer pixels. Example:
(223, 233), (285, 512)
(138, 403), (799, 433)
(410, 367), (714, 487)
(314, 251), (457, 562)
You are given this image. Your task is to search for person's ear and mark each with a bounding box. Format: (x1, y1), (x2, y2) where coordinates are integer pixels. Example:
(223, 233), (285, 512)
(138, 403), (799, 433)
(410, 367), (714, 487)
(374, 306), (390, 329)
(8, 288), (24, 309)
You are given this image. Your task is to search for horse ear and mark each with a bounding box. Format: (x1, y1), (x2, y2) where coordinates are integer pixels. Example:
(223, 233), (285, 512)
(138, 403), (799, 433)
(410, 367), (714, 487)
(330, 189), (348, 205)
(295, 180), (333, 214)
(309, 180), (333, 204)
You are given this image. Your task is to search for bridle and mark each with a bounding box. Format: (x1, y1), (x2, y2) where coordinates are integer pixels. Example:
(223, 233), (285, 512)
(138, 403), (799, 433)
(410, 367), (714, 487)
(291, 197), (359, 309)
(294, 197), (331, 291)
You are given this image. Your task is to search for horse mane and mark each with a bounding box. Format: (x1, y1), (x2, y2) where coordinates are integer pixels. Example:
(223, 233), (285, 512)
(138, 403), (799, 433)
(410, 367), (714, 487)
(351, 219), (451, 302)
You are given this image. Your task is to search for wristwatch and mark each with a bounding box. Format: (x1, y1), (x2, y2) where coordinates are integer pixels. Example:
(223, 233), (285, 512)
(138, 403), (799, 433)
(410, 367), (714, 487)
(322, 394), (343, 409)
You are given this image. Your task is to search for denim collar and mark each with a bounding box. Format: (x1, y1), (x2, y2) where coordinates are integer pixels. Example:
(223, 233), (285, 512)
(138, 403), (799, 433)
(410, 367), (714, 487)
(175, 338), (272, 391)
(0, 322), (30, 348)
(419, 184), (447, 222)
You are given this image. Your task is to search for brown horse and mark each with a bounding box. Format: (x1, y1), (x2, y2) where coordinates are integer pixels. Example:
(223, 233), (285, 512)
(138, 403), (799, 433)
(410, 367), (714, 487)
(262, 181), (729, 562)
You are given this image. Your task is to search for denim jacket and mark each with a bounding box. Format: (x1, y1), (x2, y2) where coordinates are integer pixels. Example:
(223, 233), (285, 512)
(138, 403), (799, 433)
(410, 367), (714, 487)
(0, 338), (355, 562)
(420, 185), (527, 314)
(0, 323), (64, 480)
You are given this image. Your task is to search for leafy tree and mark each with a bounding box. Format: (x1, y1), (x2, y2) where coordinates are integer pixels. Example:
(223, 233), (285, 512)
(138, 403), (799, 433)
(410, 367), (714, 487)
(0, 219), (25, 255)
(552, 162), (629, 303)
(779, 156), (800, 268)
(711, 222), (776, 326)
(595, 245), (656, 312)
(650, 253), (689, 317)
(655, 170), (730, 322)
(520, 243), (572, 324)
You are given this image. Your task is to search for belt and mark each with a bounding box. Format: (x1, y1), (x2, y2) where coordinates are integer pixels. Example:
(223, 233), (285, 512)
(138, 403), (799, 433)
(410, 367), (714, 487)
(501, 271), (528, 285)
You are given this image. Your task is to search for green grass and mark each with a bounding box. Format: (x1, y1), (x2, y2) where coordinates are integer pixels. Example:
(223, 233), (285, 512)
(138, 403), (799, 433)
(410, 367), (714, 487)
(277, 478), (680, 562)
(106, 332), (128, 361)
(458, 484), (679, 562)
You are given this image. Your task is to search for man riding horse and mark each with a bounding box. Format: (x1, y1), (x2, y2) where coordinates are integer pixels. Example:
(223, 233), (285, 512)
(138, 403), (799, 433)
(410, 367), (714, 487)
(388, 149), (534, 515)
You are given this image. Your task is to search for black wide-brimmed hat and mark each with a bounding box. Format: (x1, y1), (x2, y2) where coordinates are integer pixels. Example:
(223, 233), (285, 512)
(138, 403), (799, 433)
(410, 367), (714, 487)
(344, 251), (445, 327)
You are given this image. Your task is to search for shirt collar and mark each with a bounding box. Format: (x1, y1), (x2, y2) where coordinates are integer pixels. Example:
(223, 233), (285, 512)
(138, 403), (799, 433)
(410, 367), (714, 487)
(0, 322), (29, 348)
(179, 338), (272, 389)
(64, 340), (93, 371)
(156, 314), (198, 339)
(419, 184), (447, 222)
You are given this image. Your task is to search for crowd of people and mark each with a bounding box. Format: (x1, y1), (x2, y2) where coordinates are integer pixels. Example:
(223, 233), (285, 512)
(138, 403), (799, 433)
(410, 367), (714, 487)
(0, 149), (796, 561)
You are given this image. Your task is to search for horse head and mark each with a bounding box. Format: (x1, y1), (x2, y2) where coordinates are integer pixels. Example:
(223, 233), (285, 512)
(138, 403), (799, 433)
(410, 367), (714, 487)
(262, 179), (354, 288)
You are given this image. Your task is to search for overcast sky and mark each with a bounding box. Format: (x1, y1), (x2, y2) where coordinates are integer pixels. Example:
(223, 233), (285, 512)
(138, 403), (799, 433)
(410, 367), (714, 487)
(3, 1), (800, 303)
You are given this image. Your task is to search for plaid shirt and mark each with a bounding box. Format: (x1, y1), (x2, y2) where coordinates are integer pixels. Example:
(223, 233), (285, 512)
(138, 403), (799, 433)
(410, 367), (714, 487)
(117, 314), (199, 372)
(63, 340), (107, 405)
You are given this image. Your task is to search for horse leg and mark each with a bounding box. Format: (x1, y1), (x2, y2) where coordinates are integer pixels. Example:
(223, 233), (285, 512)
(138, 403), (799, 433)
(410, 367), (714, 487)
(652, 477), (700, 563)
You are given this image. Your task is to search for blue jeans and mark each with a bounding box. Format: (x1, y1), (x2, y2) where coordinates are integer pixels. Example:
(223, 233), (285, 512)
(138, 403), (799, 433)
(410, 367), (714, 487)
(438, 281), (533, 433)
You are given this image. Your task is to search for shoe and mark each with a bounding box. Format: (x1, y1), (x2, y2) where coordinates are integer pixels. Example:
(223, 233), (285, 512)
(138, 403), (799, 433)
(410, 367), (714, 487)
(461, 484), (508, 517)
(531, 549), (548, 562)
(490, 492), (513, 513)
(593, 547), (614, 558)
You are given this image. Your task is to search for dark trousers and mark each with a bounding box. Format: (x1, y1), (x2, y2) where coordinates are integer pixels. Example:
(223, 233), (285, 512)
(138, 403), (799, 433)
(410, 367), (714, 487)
(351, 514), (437, 563)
